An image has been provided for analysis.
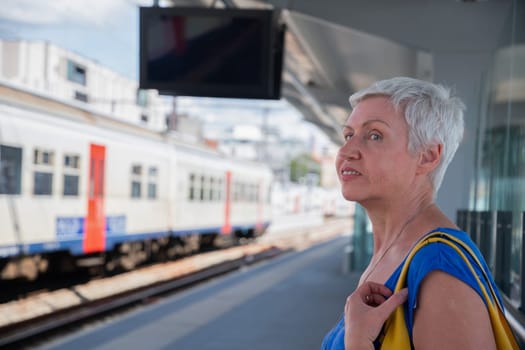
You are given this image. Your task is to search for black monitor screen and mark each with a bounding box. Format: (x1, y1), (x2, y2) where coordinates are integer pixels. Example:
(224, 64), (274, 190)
(140, 7), (281, 99)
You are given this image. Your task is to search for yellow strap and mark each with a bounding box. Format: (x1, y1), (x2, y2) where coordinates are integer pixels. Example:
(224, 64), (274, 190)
(430, 233), (503, 310)
(380, 231), (519, 349)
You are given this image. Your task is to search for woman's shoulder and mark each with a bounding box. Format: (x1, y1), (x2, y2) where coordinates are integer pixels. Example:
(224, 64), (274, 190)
(384, 227), (476, 294)
(408, 227), (478, 280)
(396, 226), (497, 342)
(406, 226), (497, 308)
(406, 228), (499, 348)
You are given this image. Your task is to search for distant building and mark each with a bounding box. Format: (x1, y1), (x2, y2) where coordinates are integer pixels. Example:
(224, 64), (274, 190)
(0, 39), (172, 133)
(211, 124), (303, 161)
(0, 38), (336, 186)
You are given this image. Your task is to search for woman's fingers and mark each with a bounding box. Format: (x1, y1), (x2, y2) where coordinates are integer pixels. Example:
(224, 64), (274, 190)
(373, 288), (408, 319)
(353, 281), (393, 305)
(345, 283), (408, 325)
(344, 283), (407, 348)
(364, 292), (387, 306)
(359, 281), (392, 298)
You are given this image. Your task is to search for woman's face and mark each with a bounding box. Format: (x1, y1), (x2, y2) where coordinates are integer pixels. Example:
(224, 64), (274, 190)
(335, 95), (419, 204)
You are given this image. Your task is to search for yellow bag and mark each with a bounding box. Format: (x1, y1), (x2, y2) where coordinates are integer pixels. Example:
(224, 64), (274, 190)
(380, 231), (520, 349)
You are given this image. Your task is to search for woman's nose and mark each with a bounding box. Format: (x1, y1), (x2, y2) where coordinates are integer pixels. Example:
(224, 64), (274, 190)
(338, 139), (361, 160)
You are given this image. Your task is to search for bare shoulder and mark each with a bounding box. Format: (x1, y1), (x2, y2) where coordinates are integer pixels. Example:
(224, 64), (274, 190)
(412, 270), (496, 350)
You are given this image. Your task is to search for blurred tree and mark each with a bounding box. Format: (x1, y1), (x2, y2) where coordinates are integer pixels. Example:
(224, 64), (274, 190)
(289, 153), (320, 185)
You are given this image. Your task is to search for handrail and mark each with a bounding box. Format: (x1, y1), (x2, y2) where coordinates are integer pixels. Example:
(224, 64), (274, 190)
(506, 309), (525, 342)
(503, 295), (525, 344)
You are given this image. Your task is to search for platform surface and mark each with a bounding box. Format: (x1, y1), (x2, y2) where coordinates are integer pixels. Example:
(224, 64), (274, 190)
(38, 237), (359, 350)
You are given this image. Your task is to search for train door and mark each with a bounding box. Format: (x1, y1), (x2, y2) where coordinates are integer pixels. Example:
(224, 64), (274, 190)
(83, 144), (106, 253)
(221, 170), (232, 234)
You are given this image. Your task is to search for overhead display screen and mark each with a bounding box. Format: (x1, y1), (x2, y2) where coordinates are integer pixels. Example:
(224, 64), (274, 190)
(140, 7), (284, 99)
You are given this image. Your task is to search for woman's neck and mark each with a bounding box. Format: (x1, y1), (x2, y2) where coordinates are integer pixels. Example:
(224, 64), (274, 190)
(364, 193), (434, 251)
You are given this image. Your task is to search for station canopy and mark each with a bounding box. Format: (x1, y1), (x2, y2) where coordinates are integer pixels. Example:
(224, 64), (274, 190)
(167, 0), (512, 145)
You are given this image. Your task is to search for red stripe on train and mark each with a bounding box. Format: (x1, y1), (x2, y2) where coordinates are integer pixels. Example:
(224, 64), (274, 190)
(221, 170), (232, 234)
(83, 143), (106, 253)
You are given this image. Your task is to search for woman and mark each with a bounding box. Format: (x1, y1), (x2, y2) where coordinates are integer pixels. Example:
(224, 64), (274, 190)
(322, 77), (503, 349)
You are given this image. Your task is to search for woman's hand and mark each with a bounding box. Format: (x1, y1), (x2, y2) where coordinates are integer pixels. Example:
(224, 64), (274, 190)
(344, 282), (408, 349)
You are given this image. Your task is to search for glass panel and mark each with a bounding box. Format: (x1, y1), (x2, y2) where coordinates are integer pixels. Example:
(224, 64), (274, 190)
(64, 154), (80, 169)
(63, 174), (79, 196)
(189, 173), (195, 200)
(34, 171), (53, 195)
(132, 165), (142, 175)
(34, 149), (54, 165)
(67, 59), (87, 85)
(0, 145), (22, 195)
(131, 181), (141, 198)
(148, 183), (157, 199)
(136, 89), (148, 107)
(217, 179), (223, 201)
(474, 2), (525, 304)
(200, 176), (205, 201)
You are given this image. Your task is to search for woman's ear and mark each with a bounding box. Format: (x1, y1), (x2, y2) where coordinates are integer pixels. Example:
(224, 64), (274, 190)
(416, 144), (442, 175)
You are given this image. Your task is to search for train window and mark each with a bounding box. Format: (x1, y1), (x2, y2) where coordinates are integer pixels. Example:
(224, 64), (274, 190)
(64, 154), (80, 169)
(132, 165), (142, 175)
(147, 166), (157, 199)
(147, 183), (156, 199)
(74, 91), (89, 103)
(189, 173), (196, 200)
(63, 175), (79, 196)
(67, 59), (87, 86)
(34, 171), (53, 195)
(209, 178), (215, 201)
(34, 149), (54, 165)
(33, 148), (54, 196)
(136, 89), (149, 107)
(217, 178), (223, 201)
(131, 164), (142, 198)
(131, 181), (141, 198)
(200, 175), (206, 201)
(0, 145), (22, 195)
(62, 154), (80, 197)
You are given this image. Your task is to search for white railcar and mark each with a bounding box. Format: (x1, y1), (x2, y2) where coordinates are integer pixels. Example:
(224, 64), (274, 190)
(0, 82), (272, 279)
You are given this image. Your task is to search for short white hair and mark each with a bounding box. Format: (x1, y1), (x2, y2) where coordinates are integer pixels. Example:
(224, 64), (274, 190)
(349, 77), (465, 195)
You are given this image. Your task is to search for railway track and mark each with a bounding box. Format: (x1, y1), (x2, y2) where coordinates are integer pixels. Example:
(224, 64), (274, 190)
(0, 217), (350, 349)
(0, 245), (283, 349)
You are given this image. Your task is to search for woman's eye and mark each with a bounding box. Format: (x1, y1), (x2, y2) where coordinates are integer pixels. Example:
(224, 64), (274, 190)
(369, 132), (382, 141)
(344, 134), (353, 141)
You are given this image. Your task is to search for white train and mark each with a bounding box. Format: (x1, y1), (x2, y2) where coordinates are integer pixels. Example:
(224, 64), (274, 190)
(0, 82), (273, 280)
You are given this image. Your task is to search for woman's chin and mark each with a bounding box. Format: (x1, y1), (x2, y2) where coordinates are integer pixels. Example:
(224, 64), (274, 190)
(341, 192), (361, 202)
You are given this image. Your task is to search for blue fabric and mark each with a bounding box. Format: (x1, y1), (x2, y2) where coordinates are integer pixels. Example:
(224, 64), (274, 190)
(320, 227), (503, 350)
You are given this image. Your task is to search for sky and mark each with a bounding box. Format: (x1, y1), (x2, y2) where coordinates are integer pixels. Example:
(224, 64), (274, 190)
(0, 0), (147, 80)
(0, 0), (334, 150)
